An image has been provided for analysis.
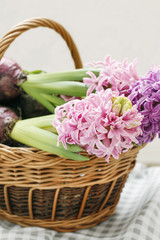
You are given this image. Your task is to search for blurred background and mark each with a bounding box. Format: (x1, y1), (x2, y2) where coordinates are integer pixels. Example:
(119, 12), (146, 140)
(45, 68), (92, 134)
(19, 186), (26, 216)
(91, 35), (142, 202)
(0, 0), (160, 165)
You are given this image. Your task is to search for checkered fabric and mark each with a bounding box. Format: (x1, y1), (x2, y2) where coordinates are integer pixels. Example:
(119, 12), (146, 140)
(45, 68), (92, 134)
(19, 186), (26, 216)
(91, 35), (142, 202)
(0, 163), (160, 240)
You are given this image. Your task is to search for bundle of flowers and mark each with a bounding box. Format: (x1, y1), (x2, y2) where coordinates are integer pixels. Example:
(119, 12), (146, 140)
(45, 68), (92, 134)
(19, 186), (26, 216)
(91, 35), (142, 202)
(51, 57), (159, 161)
(1, 55), (159, 162)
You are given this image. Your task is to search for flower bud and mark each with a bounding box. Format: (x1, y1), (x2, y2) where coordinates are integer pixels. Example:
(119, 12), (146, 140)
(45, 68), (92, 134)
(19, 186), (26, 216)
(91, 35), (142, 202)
(112, 96), (132, 115)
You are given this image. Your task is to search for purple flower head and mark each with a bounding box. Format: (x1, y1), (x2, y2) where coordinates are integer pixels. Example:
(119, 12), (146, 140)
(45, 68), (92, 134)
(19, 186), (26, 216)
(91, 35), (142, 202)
(53, 90), (143, 162)
(83, 56), (140, 96)
(128, 66), (160, 145)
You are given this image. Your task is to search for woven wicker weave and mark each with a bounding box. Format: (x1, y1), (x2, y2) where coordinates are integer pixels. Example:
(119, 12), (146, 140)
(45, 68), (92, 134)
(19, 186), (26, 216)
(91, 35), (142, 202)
(0, 18), (143, 232)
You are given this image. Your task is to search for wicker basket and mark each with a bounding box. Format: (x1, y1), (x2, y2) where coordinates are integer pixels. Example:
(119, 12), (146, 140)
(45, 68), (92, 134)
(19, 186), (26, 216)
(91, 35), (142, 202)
(0, 18), (143, 232)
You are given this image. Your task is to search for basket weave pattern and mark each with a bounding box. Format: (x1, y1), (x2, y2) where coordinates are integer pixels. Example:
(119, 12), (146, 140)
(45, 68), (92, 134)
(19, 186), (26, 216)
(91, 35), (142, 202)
(0, 18), (143, 232)
(0, 144), (142, 232)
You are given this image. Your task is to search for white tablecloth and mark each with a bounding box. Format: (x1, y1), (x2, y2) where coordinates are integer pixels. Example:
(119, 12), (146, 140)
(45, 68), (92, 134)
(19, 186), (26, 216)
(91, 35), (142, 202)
(0, 163), (160, 240)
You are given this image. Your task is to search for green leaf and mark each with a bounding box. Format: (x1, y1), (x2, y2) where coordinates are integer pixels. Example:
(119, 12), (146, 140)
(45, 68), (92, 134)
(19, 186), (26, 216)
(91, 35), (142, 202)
(24, 70), (47, 75)
(41, 93), (65, 105)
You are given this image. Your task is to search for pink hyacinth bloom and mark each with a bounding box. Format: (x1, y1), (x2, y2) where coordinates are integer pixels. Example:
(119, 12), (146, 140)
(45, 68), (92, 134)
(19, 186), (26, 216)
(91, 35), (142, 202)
(83, 56), (140, 96)
(53, 90), (143, 162)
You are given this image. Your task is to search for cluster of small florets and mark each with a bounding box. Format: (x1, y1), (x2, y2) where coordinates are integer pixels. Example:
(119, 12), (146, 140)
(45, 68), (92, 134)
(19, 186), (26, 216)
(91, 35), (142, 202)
(128, 67), (160, 144)
(53, 90), (143, 161)
(53, 55), (160, 161)
(83, 56), (139, 96)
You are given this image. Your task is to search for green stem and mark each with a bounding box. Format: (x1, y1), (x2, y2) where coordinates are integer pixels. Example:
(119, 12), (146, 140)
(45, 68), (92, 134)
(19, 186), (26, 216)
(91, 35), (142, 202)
(42, 126), (57, 133)
(20, 68), (100, 114)
(14, 115), (82, 153)
(10, 124), (89, 161)
(16, 114), (54, 127)
(26, 69), (100, 83)
(22, 81), (88, 97)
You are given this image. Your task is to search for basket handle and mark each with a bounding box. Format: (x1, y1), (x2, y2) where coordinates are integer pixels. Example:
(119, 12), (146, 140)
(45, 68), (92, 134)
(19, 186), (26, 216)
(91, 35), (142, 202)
(0, 17), (83, 68)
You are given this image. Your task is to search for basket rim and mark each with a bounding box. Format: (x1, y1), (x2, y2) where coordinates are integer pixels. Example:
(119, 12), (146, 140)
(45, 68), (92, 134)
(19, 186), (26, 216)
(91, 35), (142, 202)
(0, 143), (144, 188)
(0, 143), (145, 160)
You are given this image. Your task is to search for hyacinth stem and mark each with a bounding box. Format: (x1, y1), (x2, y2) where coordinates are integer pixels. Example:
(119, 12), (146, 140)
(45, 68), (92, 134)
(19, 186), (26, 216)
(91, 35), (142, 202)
(16, 114), (54, 127)
(20, 68), (100, 113)
(15, 114), (81, 152)
(21, 81), (87, 112)
(22, 81), (88, 97)
(26, 69), (100, 83)
(10, 115), (89, 161)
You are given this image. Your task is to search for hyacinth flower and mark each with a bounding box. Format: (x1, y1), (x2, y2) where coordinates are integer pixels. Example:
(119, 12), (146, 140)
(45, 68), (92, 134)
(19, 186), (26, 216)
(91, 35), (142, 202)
(83, 56), (140, 96)
(53, 90), (143, 162)
(128, 67), (160, 145)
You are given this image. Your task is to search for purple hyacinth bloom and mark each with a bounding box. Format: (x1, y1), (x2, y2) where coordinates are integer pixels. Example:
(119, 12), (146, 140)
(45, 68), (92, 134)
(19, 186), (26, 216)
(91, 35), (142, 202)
(128, 67), (160, 145)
